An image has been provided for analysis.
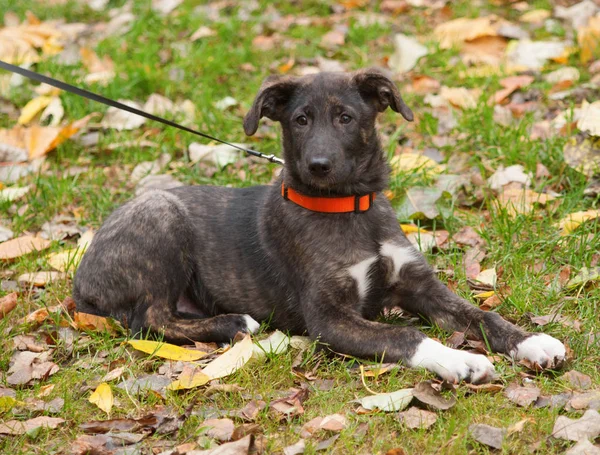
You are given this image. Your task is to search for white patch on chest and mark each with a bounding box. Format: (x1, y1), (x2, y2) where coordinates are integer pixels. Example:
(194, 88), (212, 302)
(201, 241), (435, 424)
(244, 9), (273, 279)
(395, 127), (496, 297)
(379, 242), (418, 281)
(348, 256), (378, 300)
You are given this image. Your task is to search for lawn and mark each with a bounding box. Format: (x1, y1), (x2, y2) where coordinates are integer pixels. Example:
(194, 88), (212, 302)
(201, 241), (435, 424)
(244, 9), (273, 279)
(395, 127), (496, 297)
(0, 0), (599, 454)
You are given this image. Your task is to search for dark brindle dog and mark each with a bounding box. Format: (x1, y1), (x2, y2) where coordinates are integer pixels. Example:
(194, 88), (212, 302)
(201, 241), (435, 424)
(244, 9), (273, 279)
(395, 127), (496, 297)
(74, 68), (565, 383)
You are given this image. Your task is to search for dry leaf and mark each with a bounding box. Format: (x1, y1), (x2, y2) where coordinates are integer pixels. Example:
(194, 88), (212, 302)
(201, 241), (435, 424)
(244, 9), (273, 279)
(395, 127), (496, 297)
(73, 312), (116, 333)
(190, 435), (252, 455)
(413, 381), (456, 410)
(0, 235), (51, 260)
(0, 416), (65, 435)
(397, 407), (437, 429)
(200, 418), (235, 442)
(167, 366), (210, 391)
(388, 33), (428, 73)
(452, 226), (484, 247)
(568, 391), (600, 410)
(439, 86), (481, 109)
(0, 20), (62, 65)
(355, 388), (414, 412)
(101, 100), (146, 130)
(561, 371), (593, 390)
(504, 383), (540, 407)
(520, 9), (550, 23)
(565, 439), (600, 455)
(0, 292), (18, 318)
(495, 187), (555, 216)
(434, 16), (499, 49)
(201, 334), (254, 380)
(17, 271), (66, 287)
(558, 210), (600, 235)
(578, 16), (600, 64)
(252, 330), (290, 359)
(89, 383), (113, 415)
(391, 153), (444, 176)
(47, 248), (86, 272)
(18, 96), (53, 125)
(127, 339), (207, 361)
(577, 100), (600, 137)
(300, 414), (347, 438)
(270, 387), (309, 420)
(562, 135), (600, 178)
(508, 40), (568, 70)
(469, 423), (506, 449)
(553, 410), (600, 442)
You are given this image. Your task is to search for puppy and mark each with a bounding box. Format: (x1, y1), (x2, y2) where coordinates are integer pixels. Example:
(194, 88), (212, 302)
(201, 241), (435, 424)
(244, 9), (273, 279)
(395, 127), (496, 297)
(73, 68), (566, 383)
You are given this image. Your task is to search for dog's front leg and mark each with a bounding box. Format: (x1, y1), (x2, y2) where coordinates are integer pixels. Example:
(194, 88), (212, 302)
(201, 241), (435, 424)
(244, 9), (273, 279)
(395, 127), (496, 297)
(381, 241), (566, 370)
(303, 287), (496, 384)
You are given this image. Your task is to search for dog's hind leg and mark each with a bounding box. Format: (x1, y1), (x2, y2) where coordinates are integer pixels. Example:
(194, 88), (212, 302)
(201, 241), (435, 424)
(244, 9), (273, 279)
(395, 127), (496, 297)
(129, 302), (260, 345)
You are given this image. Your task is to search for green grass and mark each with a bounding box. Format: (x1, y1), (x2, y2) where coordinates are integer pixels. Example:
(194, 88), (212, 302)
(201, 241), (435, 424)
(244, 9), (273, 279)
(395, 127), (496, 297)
(1, 0), (599, 454)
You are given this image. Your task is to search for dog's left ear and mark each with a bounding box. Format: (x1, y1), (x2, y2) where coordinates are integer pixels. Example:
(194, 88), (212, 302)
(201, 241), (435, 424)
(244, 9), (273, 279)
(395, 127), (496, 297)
(353, 68), (414, 121)
(244, 75), (299, 136)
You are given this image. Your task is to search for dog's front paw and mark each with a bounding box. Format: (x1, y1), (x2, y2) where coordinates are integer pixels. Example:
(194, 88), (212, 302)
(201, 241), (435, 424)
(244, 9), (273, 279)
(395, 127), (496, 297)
(409, 338), (497, 384)
(512, 334), (566, 369)
(241, 315), (261, 334)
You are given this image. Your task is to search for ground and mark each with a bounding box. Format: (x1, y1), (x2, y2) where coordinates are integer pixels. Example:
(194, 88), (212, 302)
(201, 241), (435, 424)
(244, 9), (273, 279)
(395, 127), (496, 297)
(0, 0), (599, 454)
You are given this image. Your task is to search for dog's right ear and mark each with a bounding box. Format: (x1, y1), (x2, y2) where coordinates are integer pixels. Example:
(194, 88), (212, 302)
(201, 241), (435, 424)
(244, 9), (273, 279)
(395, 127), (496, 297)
(244, 75), (299, 136)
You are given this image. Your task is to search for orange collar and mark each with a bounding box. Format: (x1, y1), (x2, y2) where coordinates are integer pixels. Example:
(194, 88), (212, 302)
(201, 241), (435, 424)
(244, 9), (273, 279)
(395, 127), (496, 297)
(281, 183), (376, 213)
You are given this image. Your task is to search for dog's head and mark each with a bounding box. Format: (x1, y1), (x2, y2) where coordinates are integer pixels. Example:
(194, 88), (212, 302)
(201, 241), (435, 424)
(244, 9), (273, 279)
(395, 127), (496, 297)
(244, 68), (413, 193)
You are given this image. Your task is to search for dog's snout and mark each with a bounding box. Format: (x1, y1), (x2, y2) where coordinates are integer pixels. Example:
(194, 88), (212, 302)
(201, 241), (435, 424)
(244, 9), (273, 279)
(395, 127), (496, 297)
(308, 157), (332, 177)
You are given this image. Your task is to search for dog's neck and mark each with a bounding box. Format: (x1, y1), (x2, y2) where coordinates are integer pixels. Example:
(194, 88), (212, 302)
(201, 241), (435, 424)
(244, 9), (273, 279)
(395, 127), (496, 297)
(282, 146), (390, 198)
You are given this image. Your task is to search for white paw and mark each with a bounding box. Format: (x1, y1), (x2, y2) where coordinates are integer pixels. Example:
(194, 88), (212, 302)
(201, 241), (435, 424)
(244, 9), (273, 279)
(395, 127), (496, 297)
(512, 334), (566, 369)
(242, 315), (261, 334)
(409, 338), (497, 384)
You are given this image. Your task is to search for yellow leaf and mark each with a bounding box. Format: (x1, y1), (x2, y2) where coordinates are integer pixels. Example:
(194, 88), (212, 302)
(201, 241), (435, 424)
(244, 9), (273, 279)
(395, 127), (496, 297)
(48, 248), (86, 272)
(520, 9), (550, 23)
(390, 153), (444, 176)
(18, 96), (53, 125)
(126, 339), (207, 361)
(433, 16), (500, 49)
(167, 368), (211, 391)
(474, 290), (495, 300)
(578, 16), (600, 64)
(89, 383), (113, 414)
(558, 209), (600, 235)
(0, 235), (50, 261)
(400, 224), (427, 234)
(201, 335), (254, 380)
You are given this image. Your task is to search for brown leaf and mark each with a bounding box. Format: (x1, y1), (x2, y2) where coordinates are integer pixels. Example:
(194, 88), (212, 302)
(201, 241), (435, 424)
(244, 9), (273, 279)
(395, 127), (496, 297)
(445, 331), (465, 349)
(469, 423), (506, 449)
(463, 246), (486, 279)
(17, 271), (66, 287)
(507, 418), (532, 435)
(270, 387), (309, 420)
(73, 312), (117, 333)
(0, 416), (65, 435)
(564, 439), (600, 455)
(0, 235), (50, 261)
(320, 30), (345, 48)
(231, 423), (262, 442)
(283, 439), (306, 455)
(79, 414), (166, 434)
(252, 35), (275, 51)
(191, 435), (253, 454)
(567, 391), (600, 410)
(236, 400), (267, 422)
(380, 0), (409, 14)
(413, 381), (456, 410)
(300, 413), (347, 438)
(201, 418), (235, 442)
(553, 410), (600, 442)
(534, 392), (572, 410)
(492, 75), (535, 104)
(465, 383), (504, 393)
(385, 450), (407, 455)
(0, 292), (18, 318)
(397, 407), (437, 429)
(504, 383), (540, 407)
(480, 294), (502, 311)
(561, 370), (593, 390)
(7, 350), (59, 386)
(452, 226), (484, 247)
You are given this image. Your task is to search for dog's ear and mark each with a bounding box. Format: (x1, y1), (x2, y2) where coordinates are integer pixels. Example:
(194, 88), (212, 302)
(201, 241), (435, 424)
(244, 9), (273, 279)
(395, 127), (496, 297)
(244, 75), (299, 136)
(352, 68), (413, 121)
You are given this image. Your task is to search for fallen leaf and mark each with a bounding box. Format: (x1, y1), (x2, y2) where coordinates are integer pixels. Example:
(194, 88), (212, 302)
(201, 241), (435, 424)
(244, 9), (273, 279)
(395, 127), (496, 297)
(0, 416), (65, 435)
(465, 383), (504, 393)
(101, 367), (125, 383)
(201, 335), (254, 380)
(440, 86), (481, 109)
(388, 33), (428, 73)
(17, 271), (66, 287)
(127, 339), (207, 361)
(553, 410), (600, 442)
(558, 210), (600, 235)
(474, 268), (497, 288)
(201, 418), (235, 442)
(565, 439), (600, 455)
(561, 371), (593, 390)
(577, 100), (600, 137)
(118, 374), (172, 394)
(555, 1), (599, 29)
(18, 95), (53, 125)
(535, 392), (573, 410)
(300, 413), (347, 438)
(152, 0), (183, 15)
(236, 399), (267, 421)
(270, 386), (309, 420)
(397, 407), (437, 429)
(495, 187), (555, 217)
(252, 330), (290, 360)
(461, 36), (507, 66)
(463, 246), (486, 280)
(391, 153), (444, 177)
(568, 391), (600, 410)
(0, 186), (31, 202)
(355, 388), (414, 412)
(563, 135), (600, 178)
(191, 435), (252, 454)
(47, 248), (86, 272)
(567, 267), (600, 289)
(101, 100), (146, 130)
(89, 383), (113, 415)
(480, 294), (502, 311)
(188, 142), (244, 167)
(0, 292), (18, 318)
(167, 366), (211, 391)
(504, 383), (540, 407)
(507, 40), (569, 70)
(520, 9), (550, 23)
(283, 439), (306, 455)
(80, 47), (115, 85)
(578, 16), (600, 64)
(190, 26), (216, 41)
(412, 381), (456, 410)
(395, 187), (451, 220)
(452, 226), (484, 247)
(434, 16), (499, 49)
(469, 423), (506, 449)
(0, 235), (51, 260)
(73, 312), (117, 333)
(545, 67), (580, 84)
(320, 29), (345, 49)
(488, 164), (532, 190)
(0, 19), (62, 65)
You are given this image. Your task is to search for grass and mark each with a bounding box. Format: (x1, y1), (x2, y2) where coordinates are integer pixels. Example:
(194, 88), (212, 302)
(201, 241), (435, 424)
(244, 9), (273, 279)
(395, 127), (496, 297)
(1, 0), (599, 454)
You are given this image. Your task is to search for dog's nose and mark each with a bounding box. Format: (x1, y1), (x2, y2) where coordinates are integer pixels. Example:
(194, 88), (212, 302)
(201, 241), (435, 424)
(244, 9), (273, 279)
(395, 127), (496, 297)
(308, 158), (332, 177)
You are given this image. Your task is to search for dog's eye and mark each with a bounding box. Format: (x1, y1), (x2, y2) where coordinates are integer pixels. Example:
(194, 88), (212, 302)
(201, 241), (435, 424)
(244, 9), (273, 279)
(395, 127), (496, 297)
(340, 114), (352, 124)
(296, 115), (308, 126)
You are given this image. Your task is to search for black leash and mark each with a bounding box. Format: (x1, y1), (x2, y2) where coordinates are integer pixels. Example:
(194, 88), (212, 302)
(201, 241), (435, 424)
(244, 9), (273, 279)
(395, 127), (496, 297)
(0, 60), (284, 165)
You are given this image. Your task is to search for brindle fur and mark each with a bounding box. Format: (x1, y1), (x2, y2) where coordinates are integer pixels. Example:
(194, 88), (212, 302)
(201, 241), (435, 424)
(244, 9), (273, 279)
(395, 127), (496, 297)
(74, 68), (545, 378)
